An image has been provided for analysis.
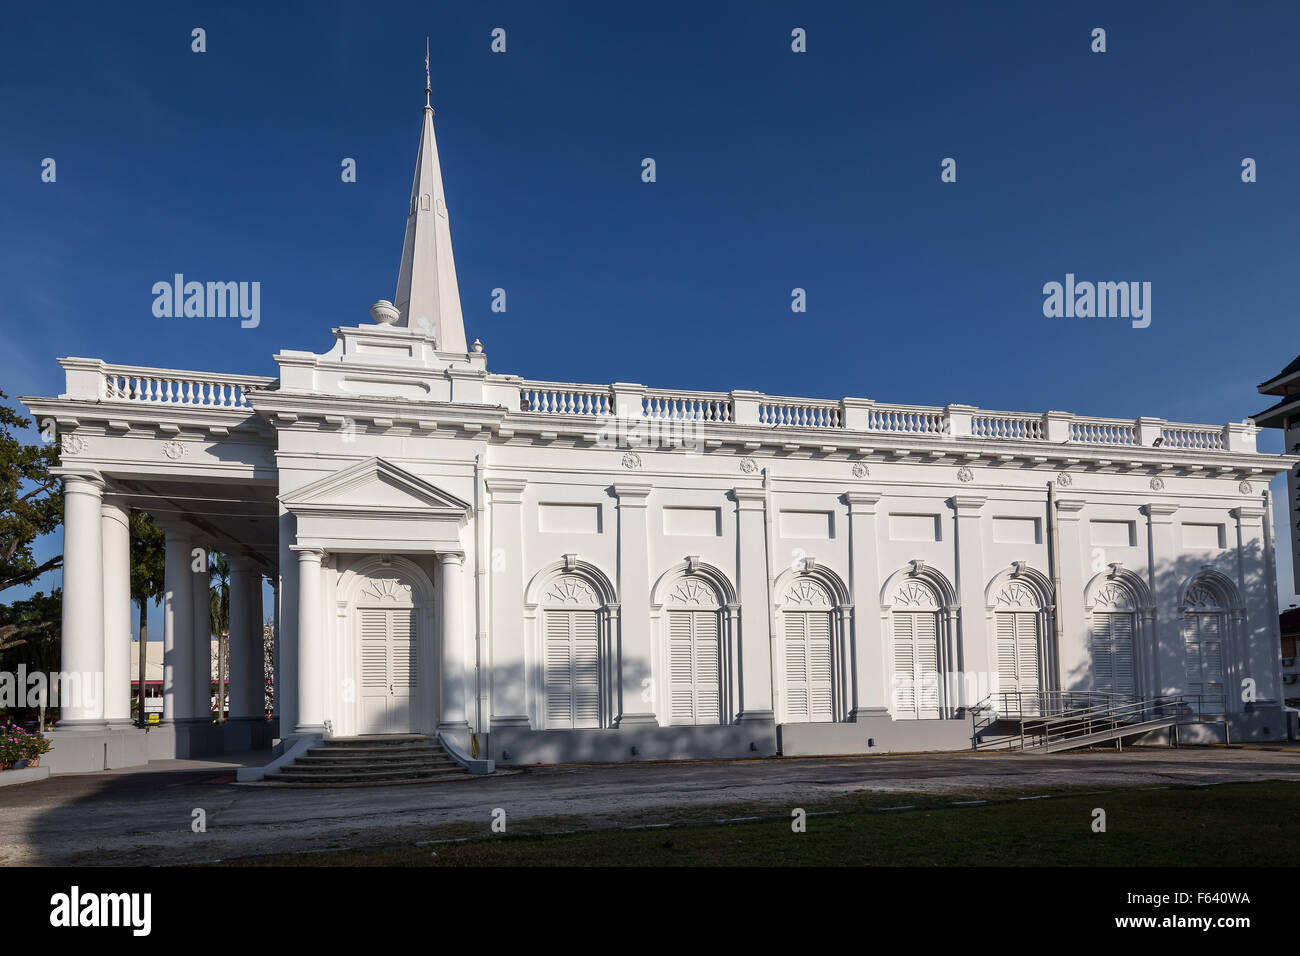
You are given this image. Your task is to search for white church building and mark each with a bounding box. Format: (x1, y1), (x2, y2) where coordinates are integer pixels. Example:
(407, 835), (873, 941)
(22, 85), (1295, 774)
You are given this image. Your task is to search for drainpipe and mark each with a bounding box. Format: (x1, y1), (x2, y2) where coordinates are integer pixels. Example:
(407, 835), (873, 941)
(1047, 480), (1064, 696)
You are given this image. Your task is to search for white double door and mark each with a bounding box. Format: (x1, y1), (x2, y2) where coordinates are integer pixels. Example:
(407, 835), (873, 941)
(358, 605), (419, 734)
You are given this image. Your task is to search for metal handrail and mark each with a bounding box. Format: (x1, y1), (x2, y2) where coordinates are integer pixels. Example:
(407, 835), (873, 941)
(971, 690), (1231, 752)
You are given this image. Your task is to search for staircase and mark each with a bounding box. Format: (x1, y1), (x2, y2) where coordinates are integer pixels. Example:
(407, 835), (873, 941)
(971, 692), (1230, 753)
(263, 734), (472, 787)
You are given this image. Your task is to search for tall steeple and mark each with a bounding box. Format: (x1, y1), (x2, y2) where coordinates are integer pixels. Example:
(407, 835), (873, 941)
(392, 41), (468, 352)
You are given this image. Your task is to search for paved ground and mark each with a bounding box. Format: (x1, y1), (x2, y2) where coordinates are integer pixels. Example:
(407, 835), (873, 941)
(1, 747), (1297, 865)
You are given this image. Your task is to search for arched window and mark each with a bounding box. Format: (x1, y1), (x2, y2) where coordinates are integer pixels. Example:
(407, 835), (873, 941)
(651, 560), (738, 726)
(542, 575), (604, 729)
(1083, 568), (1154, 704)
(665, 579), (722, 725)
(880, 563), (959, 720)
(1179, 571), (1242, 715)
(782, 578), (837, 723)
(891, 580), (942, 719)
(985, 565), (1056, 715)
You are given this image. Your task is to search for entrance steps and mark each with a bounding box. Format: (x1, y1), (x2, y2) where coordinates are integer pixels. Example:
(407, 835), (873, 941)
(262, 734), (473, 787)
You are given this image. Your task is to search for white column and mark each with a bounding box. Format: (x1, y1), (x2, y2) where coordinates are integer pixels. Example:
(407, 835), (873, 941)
(61, 475), (106, 727)
(191, 549), (212, 722)
(613, 483), (657, 727)
(227, 557), (257, 720)
(438, 552), (469, 730)
(733, 488), (774, 722)
(1233, 506), (1276, 706)
(294, 548), (325, 734)
(162, 525), (195, 723)
(486, 479), (528, 727)
(101, 495), (131, 726)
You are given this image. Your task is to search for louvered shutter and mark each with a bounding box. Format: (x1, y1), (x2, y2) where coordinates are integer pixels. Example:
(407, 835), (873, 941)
(669, 611), (696, 723)
(1092, 612), (1135, 698)
(390, 609), (417, 691)
(808, 612), (834, 722)
(1185, 614), (1224, 713)
(571, 611), (601, 728)
(915, 613), (940, 719)
(360, 609), (388, 691)
(694, 612), (721, 724)
(543, 611), (573, 727)
(784, 613), (810, 722)
(893, 613), (917, 718)
(1110, 613), (1135, 698)
(996, 613), (1017, 700)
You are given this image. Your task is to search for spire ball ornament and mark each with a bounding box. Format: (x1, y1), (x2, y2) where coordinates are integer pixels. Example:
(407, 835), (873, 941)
(471, 338), (484, 353)
(370, 299), (400, 326)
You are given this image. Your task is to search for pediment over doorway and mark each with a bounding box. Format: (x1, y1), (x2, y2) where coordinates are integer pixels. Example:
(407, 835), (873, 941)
(280, 459), (470, 554)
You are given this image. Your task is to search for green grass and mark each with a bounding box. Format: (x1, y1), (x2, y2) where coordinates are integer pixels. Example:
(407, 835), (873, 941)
(221, 780), (1300, 867)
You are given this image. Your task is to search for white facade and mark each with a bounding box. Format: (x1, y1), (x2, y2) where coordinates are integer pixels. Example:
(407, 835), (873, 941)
(21, 93), (1297, 772)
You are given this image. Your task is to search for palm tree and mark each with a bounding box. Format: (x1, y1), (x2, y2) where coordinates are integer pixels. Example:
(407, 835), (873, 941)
(129, 512), (165, 727)
(208, 553), (229, 721)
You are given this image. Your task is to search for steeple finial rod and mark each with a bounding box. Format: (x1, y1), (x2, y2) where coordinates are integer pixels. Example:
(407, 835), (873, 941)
(424, 37), (432, 110)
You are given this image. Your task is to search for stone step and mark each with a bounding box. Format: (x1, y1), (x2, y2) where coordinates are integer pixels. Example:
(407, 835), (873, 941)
(265, 767), (470, 785)
(263, 734), (473, 788)
(294, 753), (458, 767)
(310, 745), (443, 757)
(289, 761), (460, 774)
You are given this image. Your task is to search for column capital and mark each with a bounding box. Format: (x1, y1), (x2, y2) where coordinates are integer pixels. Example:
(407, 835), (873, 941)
(291, 546), (325, 561)
(612, 482), (653, 503)
(438, 550), (466, 567)
(1143, 503), (1179, 521)
(1230, 506), (1265, 523)
(485, 477), (527, 502)
(61, 473), (105, 496)
(844, 491), (881, 514)
(1055, 498), (1087, 518)
(948, 495), (986, 515)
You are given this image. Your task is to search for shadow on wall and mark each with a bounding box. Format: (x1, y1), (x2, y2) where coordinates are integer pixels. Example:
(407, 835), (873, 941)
(1060, 539), (1278, 710)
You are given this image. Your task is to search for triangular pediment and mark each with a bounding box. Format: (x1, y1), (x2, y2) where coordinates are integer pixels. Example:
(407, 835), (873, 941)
(281, 457), (470, 516)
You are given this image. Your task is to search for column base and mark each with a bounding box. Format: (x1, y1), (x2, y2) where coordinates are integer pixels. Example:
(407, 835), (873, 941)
(42, 724), (151, 772)
(850, 707), (891, 721)
(615, 712), (659, 729)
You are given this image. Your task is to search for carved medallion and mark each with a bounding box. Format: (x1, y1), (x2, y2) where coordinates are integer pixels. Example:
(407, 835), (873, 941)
(61, 434), (86, 456)
(739, 456), (759, 474)
(1149, 477), (1165, 491)
(1238, 481), (1253, 495)
(621, 452), (642, 470)
(956, 466), (974, 483)
(1055, 471), (1072, 487)
(162, 440), (187, 460)
(852, 462), (869, 479)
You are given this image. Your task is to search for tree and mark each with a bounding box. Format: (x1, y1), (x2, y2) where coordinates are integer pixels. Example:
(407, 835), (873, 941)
(129, 511), (165, 725)
(208, 553), (229, 720)
(0, 389), (61, 653)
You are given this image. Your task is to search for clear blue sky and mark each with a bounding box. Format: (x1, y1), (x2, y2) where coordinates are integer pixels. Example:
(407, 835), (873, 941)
(2, 0), (1298, 616)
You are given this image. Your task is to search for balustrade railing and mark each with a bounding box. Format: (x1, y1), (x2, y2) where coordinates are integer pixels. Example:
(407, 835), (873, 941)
(102, 366), (273, 408)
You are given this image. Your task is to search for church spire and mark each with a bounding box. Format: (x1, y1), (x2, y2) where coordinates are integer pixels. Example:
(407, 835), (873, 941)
(392, 42), (468, 352)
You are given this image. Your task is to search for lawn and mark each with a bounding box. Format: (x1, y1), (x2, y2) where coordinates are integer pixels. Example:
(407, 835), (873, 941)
(223, 780), (1299, 867)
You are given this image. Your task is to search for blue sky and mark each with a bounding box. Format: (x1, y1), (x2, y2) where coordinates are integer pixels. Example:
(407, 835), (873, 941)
(2, 0), (1298, 621)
